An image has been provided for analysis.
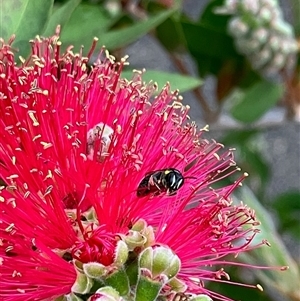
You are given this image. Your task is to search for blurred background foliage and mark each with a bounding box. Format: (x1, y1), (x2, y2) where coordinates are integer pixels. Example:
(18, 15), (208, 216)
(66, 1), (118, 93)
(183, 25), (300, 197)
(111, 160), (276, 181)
(1, 0), (299, 300)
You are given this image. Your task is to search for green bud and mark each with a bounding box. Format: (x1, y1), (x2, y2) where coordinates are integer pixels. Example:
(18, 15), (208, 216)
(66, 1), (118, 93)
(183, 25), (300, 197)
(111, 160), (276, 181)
(123, 220), (155, 250)
(139, 247), (153, 272)
(143, 225), (155, 248)
(190, 295), (213, 301)
(74, 259), (84, 273)
(123, 230), (147, 251)
(89, 286), (122, 301)
(168, 277), (187, 292)
(64, 293), (84, 301)
(71, 272), (94, 294)
(85, 207), (97, 222)
(114, 240), (129, 266)
(83, 262), (107, 279)
(139, 246), (181, 281)
(131, 219), (147, 232)
(152, 247), (180, 279)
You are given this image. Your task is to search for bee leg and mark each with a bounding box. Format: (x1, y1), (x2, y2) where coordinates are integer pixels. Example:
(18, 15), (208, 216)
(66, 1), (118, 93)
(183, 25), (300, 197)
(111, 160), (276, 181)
(167, 190), (177, 196)
(149, 174), (161, 190)
(148, 175), (155, 188)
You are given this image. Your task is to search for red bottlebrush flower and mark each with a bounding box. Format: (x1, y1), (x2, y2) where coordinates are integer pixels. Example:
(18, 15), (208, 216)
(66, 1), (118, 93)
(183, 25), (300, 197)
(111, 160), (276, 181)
(0, 30), (279, 300)
(154, 190), (264, 301)
(0, 230), (76, 301)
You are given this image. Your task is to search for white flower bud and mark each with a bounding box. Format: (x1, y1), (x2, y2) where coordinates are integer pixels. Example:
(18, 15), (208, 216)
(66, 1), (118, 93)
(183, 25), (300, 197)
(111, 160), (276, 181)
(269, 35), (281, 51)
(251, 47), (272, 69)
(241, 0), (260, 14)
(215, 0), (238, 14)
(257, 6), (272, 22)
(280, 39), (298, 54)
(228, 17), (249, 37)
(285, 54), (297, 71)
(271, 53), (286, 69)
(262, 0), (278, 7)
(226, 0), (238, 8)
(235, 38), (261, 54)
(216, 0), (298, 75)
(252, 28), (269, 44)
(104, 0), (122, 17)
(262, 65), (279, 77)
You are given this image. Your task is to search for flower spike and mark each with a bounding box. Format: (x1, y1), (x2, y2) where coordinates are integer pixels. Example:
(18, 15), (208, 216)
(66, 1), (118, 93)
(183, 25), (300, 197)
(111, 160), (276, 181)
(0, 30), (285, 301)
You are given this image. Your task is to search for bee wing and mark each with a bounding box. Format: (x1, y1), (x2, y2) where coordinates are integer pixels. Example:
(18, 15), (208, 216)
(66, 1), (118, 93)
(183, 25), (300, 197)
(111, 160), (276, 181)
(136, 185), (149, 197)
(184, 157), (200, 172)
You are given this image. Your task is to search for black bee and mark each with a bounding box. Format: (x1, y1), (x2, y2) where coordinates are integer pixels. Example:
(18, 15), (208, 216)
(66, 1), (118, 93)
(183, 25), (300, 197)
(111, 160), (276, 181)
(137, 168), (184, 197)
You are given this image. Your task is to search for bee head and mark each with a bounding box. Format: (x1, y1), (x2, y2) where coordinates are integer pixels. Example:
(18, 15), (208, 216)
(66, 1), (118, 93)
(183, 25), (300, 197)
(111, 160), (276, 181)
(163, 169), (184, 192)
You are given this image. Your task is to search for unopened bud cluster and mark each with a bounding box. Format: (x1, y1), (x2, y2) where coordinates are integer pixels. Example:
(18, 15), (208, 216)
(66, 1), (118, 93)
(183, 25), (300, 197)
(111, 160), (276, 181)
(57, 220), (212, 301)
(216, 0), (298, 76)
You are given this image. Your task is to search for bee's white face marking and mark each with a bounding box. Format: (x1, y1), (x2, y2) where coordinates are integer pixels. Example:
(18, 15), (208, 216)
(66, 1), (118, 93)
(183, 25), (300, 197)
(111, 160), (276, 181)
(175, 178), (184, 189)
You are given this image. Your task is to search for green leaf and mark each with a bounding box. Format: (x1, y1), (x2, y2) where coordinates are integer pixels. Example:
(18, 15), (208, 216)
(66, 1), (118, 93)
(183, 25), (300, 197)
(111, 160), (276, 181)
(181, 20), (241, 76)
(241, 147), (270, 187)
(237, 65), (262, 89)
(216, 59), (246, 101)
(1, 0), (54, 57)
(233, 186), (300, 299)
(230, 80), (284, 123)
(43, 0), (81, 36)
(199, 0), (230, 31)
(195, 55), (223, 77)
(122, 70), (202, 93)
(60, 5), (175, 53)
(110, 14), (135, 30)
(273, 191), (300, 238)
(221, 129), (259, 145)
(181, 21), (238, 59)
(156, 16), (185, 52)
(273, 191), (300, 212)
(100, 8), (177, 50)
(60, 3), (117, 51)
(221, 130), (270, 193)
